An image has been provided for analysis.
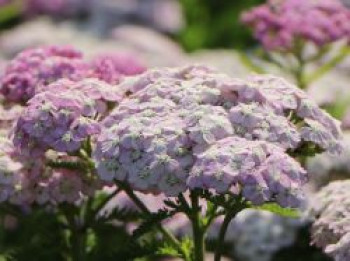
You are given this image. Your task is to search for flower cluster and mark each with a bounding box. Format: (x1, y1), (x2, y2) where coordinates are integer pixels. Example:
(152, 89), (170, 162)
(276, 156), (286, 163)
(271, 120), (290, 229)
(309, 180), (350, 261)
(94, 65), (342, 207)
(13, 80), (104, 156)
(24, 0), (85, 17)
(188, 137), (306, 207)
(241, 0), (350, 51)
(36, 78), (124, 105)
(90, 53), (146, 85)
(0, 45), (88, 103)
(0, 136), (101, 206)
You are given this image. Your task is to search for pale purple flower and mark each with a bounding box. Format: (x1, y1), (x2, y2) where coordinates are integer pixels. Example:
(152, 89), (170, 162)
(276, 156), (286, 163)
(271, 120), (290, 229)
(309, 180), (350, 261)
(229, 103), (300, 149)
(300, 119), (342, 154)
(188, 137), (306, 207)
(13, 82), (102, 155)
(0, 45), (89, 103)
(94, 65), (340, 206)
(242, 0), (350, 51)
(90, 53), (146, 85)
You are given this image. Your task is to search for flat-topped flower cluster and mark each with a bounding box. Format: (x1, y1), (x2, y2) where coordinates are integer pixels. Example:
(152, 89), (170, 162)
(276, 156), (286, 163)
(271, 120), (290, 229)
(0, 45), (344, 210)
(0, 45), (146, 104)
(94, 65), (342, 207)
(0, 46), (145, 207)
(0, 45), (345, 261)
(242, 0), (350, 51)
(309, 180), (350, 261)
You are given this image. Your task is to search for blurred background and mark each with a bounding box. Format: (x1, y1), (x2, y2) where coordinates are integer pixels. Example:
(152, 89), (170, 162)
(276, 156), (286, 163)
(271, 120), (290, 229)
(0, 0), (349, 261)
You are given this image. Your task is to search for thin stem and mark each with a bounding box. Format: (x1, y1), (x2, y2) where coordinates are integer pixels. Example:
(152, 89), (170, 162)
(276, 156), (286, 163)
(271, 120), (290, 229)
(213, 211), (236, 261)
(91, 188), (122, 221)
(190, 191), (205, 261)
(293, 47), (307, 90)
(294, 63), (306, 89)
(116, 181), (188, 260)
(71, 229), (87, 261)
(61, 207), (87, 261)
(305, 45), (349, 86)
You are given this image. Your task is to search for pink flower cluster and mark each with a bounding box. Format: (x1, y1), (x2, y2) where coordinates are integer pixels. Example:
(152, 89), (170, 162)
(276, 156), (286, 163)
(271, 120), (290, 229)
(0, 46), (146, 104)
(12, 79), (122, 156)
(242, 0), (350, 51)
(188, 137), (306, 207)
(94, 65), (342, 207)
(0, 45), (145, 208)
(0, 136), (101, 206)
(91, 53), (146, 85)
(0, 45), (87, 103)
(310, 180), (350, 261)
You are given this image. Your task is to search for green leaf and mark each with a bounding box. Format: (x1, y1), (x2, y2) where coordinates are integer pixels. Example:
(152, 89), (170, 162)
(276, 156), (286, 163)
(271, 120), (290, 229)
(131, 209), (173, 240)
(156, 244), (181, 257)
(96, 206), (143, 224)
(252, 203), (300, 218)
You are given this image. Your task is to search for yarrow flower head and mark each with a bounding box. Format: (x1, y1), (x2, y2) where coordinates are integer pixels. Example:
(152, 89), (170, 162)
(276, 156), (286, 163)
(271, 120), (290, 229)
(0, 45), (89, 103)
(188, 137), (306, 207)
(241, 0), (350, 51)
(0, 136), (102, 206)
(13, 80), (107, 156)
(309, 180), (350, 261)
(94, 65), (342, 207)
(90, 53), (146, 85)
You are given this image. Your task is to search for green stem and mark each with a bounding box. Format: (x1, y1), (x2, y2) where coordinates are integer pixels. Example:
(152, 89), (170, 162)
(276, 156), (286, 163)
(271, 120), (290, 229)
(116, 181), (188, 260)
(305, 45), (349, 86)
(294, 62), (306, 90)
(92, 188), (122, 219)
(213, 211), (236, 261)
(190, 191), (205, 261)
(293, 47), (307, 90)
(70, 229), (87, 261)
(62, 208), (87, 261)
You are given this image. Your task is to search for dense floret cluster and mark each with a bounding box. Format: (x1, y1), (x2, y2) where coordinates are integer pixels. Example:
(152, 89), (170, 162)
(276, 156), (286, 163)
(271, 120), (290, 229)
(91, 53), (146, 85)
(13, 80), (105, 156)
(188, 137), (306, 207)
(0, 137), (100, 206)
(0, 46), (88, 103)
(94, 65), (342, 207)
(309, 180), (350, 261)
(242, 0), (350, 51)
(0, 46), (147, 104)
